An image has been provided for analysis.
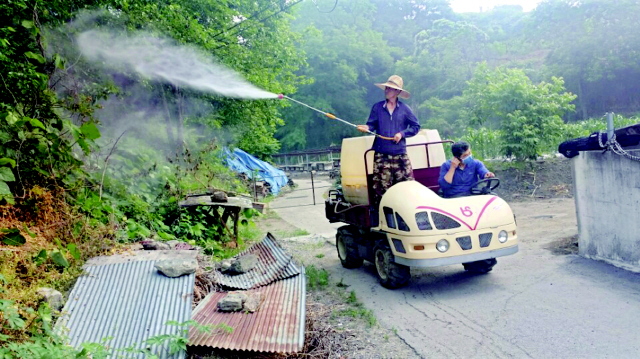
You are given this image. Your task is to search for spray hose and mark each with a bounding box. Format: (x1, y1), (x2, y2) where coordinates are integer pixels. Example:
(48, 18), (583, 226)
(279, 94), (395, 141)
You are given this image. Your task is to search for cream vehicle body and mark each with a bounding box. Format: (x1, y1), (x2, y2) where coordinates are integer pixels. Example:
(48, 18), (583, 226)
(325, 130), (519, 288)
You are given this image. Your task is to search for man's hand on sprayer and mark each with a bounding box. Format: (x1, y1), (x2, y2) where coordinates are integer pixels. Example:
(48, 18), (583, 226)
(357, 125), (370, 133)
(394, 132), (403, 143)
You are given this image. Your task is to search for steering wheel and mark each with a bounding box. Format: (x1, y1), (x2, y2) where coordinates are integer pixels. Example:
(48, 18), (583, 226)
(470, 178), (500, 195)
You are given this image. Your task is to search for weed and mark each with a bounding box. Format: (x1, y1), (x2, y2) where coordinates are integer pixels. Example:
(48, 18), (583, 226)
(337, 308), (377, 328)
(274, 228), (310, 238)
(346, 290), (357, 304)
(306, 265), (329, 290)
(315, 253), (325, 259)
(336, 278), (349, 288)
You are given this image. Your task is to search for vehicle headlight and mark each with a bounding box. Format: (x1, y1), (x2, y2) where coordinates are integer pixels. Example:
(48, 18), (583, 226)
(436, 239), (449, 253)
(498, 230), (508, 243)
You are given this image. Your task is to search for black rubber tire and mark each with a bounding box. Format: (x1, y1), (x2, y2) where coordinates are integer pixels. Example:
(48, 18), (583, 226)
(463, 258), (497, 273)
(374, 245), (410, 289)
(336, 226), (363, 269)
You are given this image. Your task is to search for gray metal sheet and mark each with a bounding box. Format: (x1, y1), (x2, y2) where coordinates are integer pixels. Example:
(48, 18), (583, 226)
(56, 260), (195, 358)
(213, 233), (301, 290)
(189, 267), (306, 353)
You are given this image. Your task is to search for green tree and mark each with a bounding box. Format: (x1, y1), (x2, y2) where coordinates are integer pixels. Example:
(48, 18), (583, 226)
(465, 64), (577, 159)
(277, 0), (397, 150)
(529, 0), (640, 120)
(395, 18), (490, 119)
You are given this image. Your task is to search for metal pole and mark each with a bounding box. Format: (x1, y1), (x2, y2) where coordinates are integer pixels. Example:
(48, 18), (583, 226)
(311, 170), (316, 206)
(253, 170), (257, 202)
(607, 112), (615, 142)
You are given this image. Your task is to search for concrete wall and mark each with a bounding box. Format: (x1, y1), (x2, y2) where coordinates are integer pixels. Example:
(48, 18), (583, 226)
(573, 150), (640, 272)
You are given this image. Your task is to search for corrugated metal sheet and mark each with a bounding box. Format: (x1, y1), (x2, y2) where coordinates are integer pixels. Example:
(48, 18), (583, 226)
(213, 233), (301, 290)
(56, 261), (195, 358)
(189, 267), (306, 353)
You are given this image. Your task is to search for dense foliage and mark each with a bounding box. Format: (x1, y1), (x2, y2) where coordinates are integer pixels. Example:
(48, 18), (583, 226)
(0, 0), (306, 354)
(3, 0), (640, 355)
(277, 0), (640, 156)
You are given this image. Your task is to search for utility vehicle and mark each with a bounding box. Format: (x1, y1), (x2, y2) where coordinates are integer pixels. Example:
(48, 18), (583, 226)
(325, 130), (519, 288)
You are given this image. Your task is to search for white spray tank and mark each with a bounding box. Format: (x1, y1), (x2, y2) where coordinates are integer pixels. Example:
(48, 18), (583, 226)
(340, 129), (446, 205)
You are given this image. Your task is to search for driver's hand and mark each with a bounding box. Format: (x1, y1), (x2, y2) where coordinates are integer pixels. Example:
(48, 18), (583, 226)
(485, 172), (495, 178)
(357, 125), (369, 133)
(451, 157), (461, 169)
(393, 132), (403, 143)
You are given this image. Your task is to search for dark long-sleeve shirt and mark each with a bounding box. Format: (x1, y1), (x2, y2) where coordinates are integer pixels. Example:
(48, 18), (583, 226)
(366, 100), (420, 155)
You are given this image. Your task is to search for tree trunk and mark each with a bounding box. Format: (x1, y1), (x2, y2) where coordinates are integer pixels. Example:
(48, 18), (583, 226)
(577, 74), (588, 120)
(161, 87), (175, 144)
(176, 87), (184, 151)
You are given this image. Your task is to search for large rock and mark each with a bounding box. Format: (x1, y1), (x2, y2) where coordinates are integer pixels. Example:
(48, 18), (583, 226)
(227, 254), (258, 275)
(141, 240), (171, 250)
(155, 258), (198, 278)
(217, 292), (248, 312)
(167, 240), (181, 249)
(37, 287), (63, 311)
(221, 259), (235, 271)
(243, 292), (264, 313)
(211, 191), (228, 202)
(167, 240), (197, 251)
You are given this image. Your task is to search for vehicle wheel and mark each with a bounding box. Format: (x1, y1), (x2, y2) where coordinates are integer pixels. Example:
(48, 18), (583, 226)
(336, 226), (363, 269)
(374, 245), (410, 289)
(463, 258), (497, 273)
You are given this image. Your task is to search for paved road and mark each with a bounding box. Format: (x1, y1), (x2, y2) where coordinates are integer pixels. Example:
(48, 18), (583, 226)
(273, 177), (640, 359)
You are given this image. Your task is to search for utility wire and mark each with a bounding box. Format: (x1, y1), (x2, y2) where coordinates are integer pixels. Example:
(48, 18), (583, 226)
(214, 0), (304, 42)
(312, 0), (339, 13)
(212, 2), (276, 39)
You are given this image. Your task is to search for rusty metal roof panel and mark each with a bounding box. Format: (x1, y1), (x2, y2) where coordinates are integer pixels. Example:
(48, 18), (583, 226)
(189, 267), (306, 353)
(56, 260), (195, 359)
(213, 233), (301, 290)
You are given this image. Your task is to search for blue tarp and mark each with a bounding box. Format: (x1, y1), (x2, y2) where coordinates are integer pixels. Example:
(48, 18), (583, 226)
(224, 148), (288, 195)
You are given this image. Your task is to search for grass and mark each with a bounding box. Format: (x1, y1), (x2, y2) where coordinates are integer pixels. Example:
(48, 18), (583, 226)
(315, 253), (325, 259)
(305, 268), (377, 327)
(306, 265), (329, 290)
(273, 228), (310, 238)
(336, 278), (349, 288)
(335, 307), (377, 328)
(346, 290), (357, 304)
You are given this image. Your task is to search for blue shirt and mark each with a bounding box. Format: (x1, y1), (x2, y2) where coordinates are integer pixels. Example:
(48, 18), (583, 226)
(366, 100), (420, 155)
(438, 159), (490, 198)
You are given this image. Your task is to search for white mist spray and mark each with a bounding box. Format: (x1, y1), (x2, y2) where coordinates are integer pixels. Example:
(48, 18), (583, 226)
(77, 30), (278, 99)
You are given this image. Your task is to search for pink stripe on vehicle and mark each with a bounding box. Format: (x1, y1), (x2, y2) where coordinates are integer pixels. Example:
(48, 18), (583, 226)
(416, 196), (497, 231)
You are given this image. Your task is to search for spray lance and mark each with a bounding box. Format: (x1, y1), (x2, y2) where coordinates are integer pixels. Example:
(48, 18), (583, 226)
(277, 94), (395, 141)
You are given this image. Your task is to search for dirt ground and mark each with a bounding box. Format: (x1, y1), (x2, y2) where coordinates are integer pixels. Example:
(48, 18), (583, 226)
(248, 198), (580, 359)
(489, 156), (574, 202)
(215, 161), (580, 359)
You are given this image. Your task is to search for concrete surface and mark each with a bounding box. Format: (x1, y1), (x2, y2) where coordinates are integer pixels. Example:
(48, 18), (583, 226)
(573, 151), (640, 271)
(274, 177), (640, 359)
(270, 176), (342, 238)
(84, 249), (198, 266)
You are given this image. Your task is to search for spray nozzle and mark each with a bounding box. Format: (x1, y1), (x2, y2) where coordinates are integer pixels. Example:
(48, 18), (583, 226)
(278, 94), (284, 99)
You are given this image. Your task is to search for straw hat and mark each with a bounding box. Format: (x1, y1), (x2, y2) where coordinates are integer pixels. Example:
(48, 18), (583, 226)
(375, 75), (410, 99)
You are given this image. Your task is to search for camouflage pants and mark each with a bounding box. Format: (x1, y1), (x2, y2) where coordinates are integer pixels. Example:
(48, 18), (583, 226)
(371, 152), (414, 204)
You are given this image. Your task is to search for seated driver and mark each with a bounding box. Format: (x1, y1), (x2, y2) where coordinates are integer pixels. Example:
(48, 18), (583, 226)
(438, 141), (495, 198)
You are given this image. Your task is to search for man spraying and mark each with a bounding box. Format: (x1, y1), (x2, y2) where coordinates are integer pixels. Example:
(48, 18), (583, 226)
(438, 141), (495, 198)
(357, 75), (421, 213)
